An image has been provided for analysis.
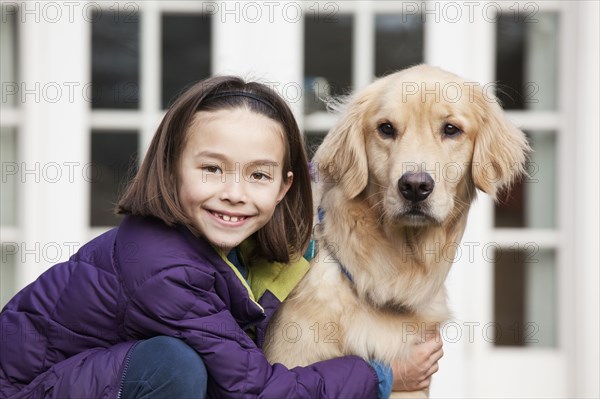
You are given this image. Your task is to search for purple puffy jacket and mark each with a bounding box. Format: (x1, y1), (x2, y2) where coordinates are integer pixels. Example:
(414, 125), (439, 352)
(0, 216), (378, 398)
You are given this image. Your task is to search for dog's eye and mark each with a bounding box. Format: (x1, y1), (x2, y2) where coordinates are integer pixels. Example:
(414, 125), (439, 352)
(443, 124), (462, 137)
(377, 123), (396, 138)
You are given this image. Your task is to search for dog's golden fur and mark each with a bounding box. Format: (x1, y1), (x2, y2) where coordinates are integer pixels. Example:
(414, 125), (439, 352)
(264, 65), (530, 397)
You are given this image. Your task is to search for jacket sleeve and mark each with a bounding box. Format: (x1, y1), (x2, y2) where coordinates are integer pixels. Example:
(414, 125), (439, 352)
(123, 265), (379, 399)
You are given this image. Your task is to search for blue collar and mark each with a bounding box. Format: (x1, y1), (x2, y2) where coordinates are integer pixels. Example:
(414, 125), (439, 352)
(317, 207), (354, 284)
(339, 263), (355, 284)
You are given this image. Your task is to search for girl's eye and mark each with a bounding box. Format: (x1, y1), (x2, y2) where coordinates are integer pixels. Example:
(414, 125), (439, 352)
(377, 122), (396, 138)
(250, 172), (270, 181)
(202, 164), (222, 174)
(443, 123), (462, 137)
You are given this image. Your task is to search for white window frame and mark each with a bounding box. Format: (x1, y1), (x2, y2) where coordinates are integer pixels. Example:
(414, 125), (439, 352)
(89, 1), (212, 239)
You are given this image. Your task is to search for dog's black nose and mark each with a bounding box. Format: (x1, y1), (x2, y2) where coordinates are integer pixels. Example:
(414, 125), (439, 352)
(398, 172), (435, 202)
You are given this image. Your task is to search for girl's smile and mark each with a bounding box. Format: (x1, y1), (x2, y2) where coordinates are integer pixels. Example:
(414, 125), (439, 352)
(207, 209), (252, 224)
(178, 108), (292, 255)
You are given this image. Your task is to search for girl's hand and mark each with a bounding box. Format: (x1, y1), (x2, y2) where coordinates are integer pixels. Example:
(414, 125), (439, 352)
(391, 331), (444, 391)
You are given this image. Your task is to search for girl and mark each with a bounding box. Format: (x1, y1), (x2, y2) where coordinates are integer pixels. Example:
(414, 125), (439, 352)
(0, 76), (443, 398)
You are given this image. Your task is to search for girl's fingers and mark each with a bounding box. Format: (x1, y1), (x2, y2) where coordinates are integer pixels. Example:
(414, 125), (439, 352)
(429, 346), (444, 364)
(416, 377), (432, 390)
(420, 345), (443, 375)
(418, 338), (443, 364)
(414, 363), (439, 390)
(425, 361), (439, 378)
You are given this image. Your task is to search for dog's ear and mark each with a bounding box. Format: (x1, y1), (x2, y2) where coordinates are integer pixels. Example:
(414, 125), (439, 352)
(313, 96), (369, 199)
(471, 91), (531, 200)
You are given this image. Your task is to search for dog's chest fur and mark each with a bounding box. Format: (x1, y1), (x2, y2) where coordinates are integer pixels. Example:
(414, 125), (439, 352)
(264, 194), (455, 368)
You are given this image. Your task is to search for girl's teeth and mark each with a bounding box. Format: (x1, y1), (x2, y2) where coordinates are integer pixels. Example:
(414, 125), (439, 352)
(215, 212), (243, 222)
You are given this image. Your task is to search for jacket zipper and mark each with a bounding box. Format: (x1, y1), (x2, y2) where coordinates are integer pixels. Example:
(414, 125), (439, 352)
(116, 341), (140, 399)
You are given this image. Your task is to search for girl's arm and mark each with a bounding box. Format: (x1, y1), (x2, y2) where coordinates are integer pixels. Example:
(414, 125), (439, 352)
(124, 265), (379, 399)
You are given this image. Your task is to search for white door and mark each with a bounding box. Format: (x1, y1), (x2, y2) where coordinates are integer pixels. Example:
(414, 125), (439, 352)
(300, 1), (579, 397)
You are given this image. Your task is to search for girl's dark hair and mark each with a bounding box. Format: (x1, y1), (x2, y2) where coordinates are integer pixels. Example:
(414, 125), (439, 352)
(116, 76), (313, 263)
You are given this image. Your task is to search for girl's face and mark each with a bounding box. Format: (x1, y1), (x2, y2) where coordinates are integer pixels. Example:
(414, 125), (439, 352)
(178, 108), (293, 255)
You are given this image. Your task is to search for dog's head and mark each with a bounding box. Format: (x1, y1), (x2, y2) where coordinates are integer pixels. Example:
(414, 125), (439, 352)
(313, 64), (531, 227)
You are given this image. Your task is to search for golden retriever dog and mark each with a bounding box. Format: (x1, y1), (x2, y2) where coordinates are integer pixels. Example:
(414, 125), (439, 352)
(264, 65), (530, 398)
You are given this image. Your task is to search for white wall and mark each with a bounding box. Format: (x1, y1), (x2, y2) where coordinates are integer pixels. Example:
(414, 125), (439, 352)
(573, 2), (600, 397)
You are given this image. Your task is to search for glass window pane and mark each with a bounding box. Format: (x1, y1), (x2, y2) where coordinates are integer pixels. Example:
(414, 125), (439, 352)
(90, 131), (138, 226)
(162, 13), (211, 109)
(495, 13), (559, 110)
(375, 14), (424, 77)
(91, 8), (140, 109)
(304, 14), (353, 114)
(495, 131), (556, 228)
(1, 128), (18, 227)
(493, 247), (557, 347)
(0, 4), (18, 108)
(304, 132), (326, 159)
